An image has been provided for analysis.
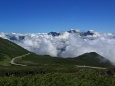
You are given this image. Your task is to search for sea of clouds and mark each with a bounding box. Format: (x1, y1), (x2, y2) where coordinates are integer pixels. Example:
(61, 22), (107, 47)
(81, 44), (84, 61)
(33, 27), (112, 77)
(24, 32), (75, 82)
(0, 30), (115, 63)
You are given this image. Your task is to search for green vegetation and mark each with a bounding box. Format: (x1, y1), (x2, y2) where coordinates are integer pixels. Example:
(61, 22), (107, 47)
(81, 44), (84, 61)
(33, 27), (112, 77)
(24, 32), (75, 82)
(74, 52), (112, 67)
(0, 65), (79, 76)
(0, 73), (113, 86)
(15, 53), (80, 65)
(0, 65), (114, 86)
(0, 53), (11, 66)
(0, 38), (28, 57)
(15, 52), (112, 67)
(0, 37), (29, 66)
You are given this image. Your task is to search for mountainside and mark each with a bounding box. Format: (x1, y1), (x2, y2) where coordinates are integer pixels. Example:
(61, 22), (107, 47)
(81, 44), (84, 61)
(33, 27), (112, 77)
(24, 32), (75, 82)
(14, 52), (113, 67)
(75, 52), (112, 67)
(0, 37), (29, 66)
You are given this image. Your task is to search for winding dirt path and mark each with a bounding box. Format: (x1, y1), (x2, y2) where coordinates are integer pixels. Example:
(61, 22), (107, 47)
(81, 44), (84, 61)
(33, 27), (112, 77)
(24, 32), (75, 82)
(10, 53), (107, 69)
(10, 53), (30, 66)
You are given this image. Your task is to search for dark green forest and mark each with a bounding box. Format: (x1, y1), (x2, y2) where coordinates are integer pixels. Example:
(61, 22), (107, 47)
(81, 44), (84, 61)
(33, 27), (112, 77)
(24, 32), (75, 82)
(0, 65), (115, 86)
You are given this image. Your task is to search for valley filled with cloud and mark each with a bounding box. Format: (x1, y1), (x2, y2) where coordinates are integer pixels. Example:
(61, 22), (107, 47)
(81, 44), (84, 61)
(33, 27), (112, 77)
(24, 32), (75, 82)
(1, 30), (115, 64)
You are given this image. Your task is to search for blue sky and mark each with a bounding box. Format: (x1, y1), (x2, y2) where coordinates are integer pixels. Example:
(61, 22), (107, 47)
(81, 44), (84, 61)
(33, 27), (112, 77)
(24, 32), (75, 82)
(0, 0), (115, 33)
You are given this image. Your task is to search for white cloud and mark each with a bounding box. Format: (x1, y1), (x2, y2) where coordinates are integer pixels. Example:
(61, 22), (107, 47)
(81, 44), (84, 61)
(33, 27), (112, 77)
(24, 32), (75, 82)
(36, 38), (57, 57)
(1, 30), (115, 64)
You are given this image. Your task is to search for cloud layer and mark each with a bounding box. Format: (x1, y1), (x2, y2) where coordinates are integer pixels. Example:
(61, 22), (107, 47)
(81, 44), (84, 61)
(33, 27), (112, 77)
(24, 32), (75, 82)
(1, 30), (115, 63)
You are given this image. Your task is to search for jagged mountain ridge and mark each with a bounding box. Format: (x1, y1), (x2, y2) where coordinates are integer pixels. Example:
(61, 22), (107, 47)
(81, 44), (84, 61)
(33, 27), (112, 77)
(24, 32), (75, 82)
(0, 30), (114, 41)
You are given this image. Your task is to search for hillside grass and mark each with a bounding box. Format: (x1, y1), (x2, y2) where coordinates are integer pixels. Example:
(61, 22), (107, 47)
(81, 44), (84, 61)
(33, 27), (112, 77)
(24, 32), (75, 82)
(0, 37), (29, 66)
(74, 52), (112, 67)
(0, 38), (28, 58)
(15, 53), (112, 67)
(0, 54), (11, 66)
(0, 53), (12, 66)
(15, 53), (78, 65)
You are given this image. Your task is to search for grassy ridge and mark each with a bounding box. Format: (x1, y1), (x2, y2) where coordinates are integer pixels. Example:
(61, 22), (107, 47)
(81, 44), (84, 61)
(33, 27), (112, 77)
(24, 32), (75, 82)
(0, 37), (29, 66)
(15, 52), (112, 67)
(15, 53), (79, 65)
(0, 38), (28, 57)
(74, 52), (112, 67)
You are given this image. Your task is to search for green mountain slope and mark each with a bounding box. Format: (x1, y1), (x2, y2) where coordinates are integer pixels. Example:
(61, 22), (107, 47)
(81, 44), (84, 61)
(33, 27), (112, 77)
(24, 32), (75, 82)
(74, 52), (112, 67)
(0, 37), (29, 66)
(15, 52), (112, 67)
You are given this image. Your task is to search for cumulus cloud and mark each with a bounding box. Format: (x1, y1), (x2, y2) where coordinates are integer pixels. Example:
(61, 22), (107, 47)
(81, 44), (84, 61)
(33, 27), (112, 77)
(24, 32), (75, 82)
(35, 38), (57, 57)
(1, 30), (115, 64)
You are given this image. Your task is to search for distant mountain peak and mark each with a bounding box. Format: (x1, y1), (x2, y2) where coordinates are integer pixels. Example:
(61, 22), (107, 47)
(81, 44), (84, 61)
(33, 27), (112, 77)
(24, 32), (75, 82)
(48, 32), (60, 36)
(67, 29), (81, 33)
